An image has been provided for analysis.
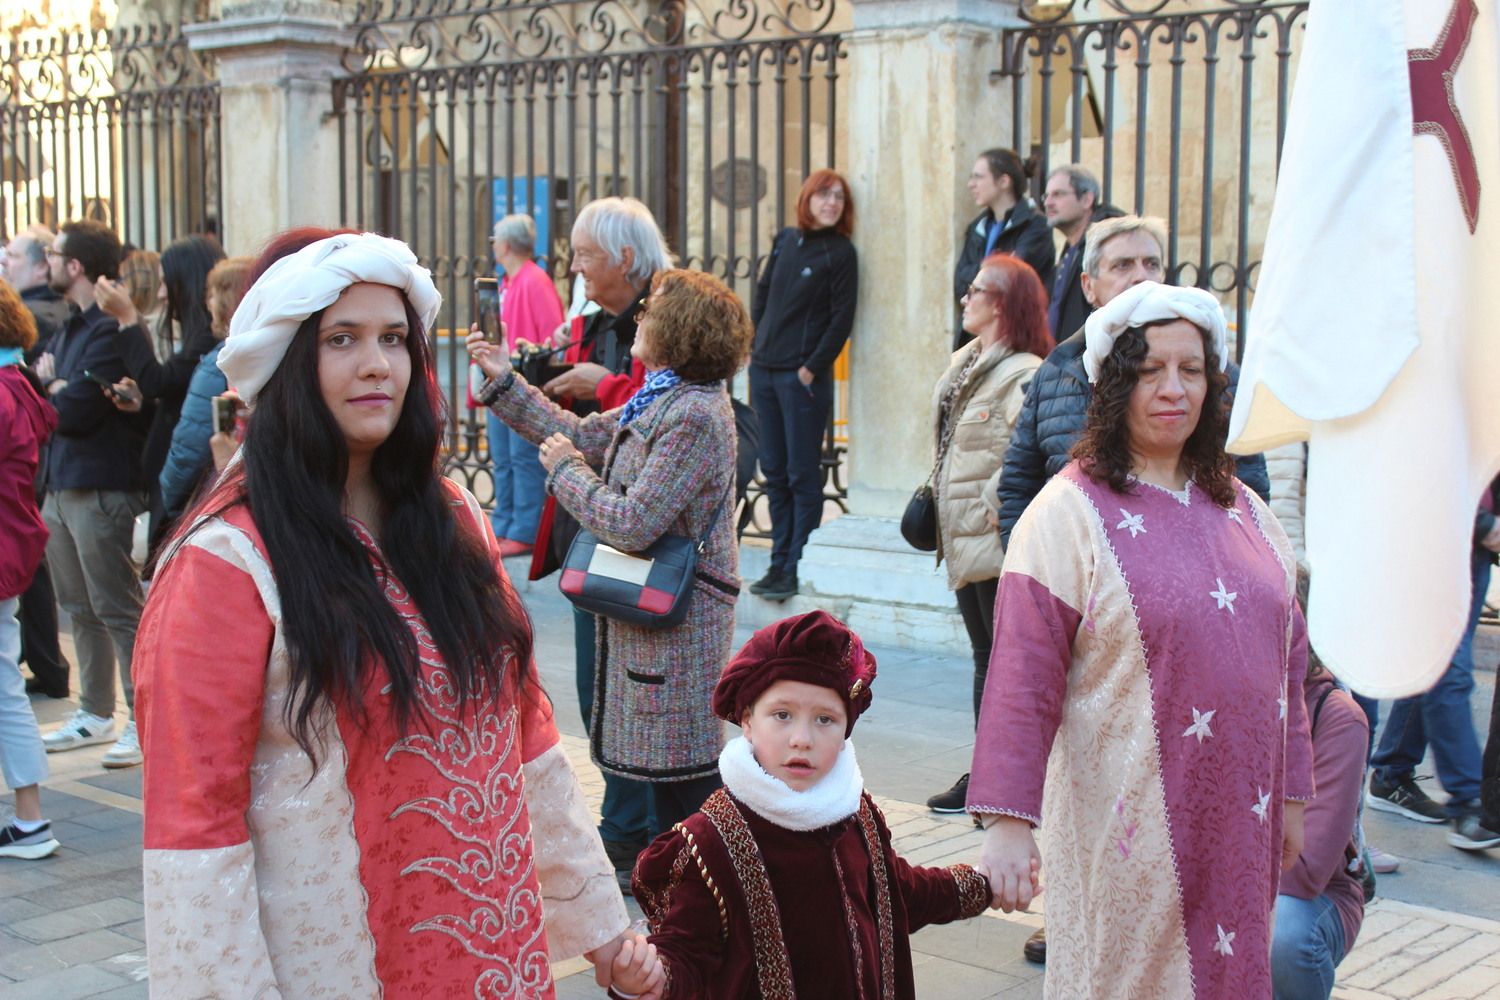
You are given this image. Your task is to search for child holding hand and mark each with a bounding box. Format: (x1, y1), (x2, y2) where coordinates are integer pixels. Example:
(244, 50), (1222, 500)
(611, 611), (991, 999)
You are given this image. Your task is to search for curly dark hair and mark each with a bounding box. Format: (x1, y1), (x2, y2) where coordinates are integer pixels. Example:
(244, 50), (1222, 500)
(1072, 322), (1236, 506)
(643, 268), (754, 381)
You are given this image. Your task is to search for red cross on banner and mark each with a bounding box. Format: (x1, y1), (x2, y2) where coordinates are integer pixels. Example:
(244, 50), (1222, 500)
(1410, 0), (1481, 232)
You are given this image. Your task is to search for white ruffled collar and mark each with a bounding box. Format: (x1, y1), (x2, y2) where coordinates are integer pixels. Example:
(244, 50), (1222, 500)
(718, 735), (864, 832)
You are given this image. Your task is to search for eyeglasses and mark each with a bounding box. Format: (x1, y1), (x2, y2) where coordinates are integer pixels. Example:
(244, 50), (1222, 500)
(965, 283), (996, 299)
(633, 299), (651, 324)
(45, 249), (67, 260)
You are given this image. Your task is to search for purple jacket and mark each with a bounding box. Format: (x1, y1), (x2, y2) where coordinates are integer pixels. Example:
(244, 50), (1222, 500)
(1, 365), (57, 599)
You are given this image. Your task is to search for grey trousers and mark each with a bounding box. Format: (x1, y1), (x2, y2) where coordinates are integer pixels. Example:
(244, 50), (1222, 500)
(42, 488), (145, 720)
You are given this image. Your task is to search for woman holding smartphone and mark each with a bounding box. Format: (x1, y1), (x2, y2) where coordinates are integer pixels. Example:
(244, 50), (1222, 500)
(747, 169), (858, 602)
(135, 228), (631, 996)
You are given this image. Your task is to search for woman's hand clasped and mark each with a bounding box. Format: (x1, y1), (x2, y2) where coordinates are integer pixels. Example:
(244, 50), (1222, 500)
(979, 815), (1043, 912)
(538, 432), (580, 473)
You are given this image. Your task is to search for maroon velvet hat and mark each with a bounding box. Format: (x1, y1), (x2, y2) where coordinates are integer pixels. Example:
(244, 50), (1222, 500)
(713, 610), (877, 736)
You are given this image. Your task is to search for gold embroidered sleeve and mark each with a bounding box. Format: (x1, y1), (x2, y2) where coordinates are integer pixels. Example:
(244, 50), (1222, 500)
(949, 863), (992, 919)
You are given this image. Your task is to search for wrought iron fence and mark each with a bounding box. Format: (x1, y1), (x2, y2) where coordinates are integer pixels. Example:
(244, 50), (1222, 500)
(0, 24), (221, 250)
(332, 0), (848, 523)
(1003, 0), (1310, 353)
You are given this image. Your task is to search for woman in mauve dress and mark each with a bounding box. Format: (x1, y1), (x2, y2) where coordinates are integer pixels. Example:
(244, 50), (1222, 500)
(969, 280), (1315, 999)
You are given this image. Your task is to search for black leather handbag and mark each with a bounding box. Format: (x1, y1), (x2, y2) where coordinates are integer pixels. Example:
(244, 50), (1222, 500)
(900, 482), (938, 551)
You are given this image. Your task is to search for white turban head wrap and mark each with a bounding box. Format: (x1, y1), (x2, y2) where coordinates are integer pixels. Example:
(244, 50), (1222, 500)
(218, 232), (442, 404)
(1081, 280), (1230, 384)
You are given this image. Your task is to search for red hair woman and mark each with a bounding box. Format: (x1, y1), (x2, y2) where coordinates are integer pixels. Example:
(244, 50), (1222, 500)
(746, 168), (858, 602)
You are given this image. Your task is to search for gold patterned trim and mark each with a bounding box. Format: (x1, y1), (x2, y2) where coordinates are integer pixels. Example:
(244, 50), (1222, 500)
(829, 848), (867, 999)
(701, 790), (797, 1000)
(948, 863), (991, 919)
(672, 822), (729, 942)
(854, 797), (897, 1000)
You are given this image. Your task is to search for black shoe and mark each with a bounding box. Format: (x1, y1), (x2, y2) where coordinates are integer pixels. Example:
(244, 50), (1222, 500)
(602, 837), (646, 896)
(759, 571), (798, 602)
(1449, 814), (1500, 851)
(926, 773), (970, 814)
(1023, 926), (1046, 964)
(24, 676), (68, 699)
(1367, 773), (1448, 824)
(748, 568), (785, 596)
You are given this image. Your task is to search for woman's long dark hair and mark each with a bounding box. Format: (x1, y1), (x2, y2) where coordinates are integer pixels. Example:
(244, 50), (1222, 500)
(170, 232), (537, 765)
(1072, 322), (1236, 506)
(159, 235), (224, 355)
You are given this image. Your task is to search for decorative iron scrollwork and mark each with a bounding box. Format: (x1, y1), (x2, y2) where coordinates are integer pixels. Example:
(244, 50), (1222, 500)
(344, 0), (841, 70)
(0, 23), (217, 108)
(1018, 0), (1287, 25)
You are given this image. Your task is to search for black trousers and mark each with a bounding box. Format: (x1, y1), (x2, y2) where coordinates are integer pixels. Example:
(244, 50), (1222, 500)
(1483, 659), (1500, 826)
(18, 560), (69, 694)
(650, 772), (723, 837)
(954, 576), (999, 724)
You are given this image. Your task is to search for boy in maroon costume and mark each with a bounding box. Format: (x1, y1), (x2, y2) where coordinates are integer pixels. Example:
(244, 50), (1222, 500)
(612, 611), (991, 999)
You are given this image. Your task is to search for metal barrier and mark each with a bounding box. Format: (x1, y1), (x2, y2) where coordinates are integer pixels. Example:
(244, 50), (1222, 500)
(1002, 0), (1310, 353)
(0, 24), (221, 248)
(331, 0), (849, 512)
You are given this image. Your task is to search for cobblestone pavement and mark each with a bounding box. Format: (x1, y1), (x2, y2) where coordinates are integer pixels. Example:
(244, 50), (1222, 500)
(2, 562), (1497, 998)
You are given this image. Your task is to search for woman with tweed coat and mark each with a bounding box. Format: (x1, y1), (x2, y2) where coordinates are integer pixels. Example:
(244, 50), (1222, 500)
(470, 268), (751, 833)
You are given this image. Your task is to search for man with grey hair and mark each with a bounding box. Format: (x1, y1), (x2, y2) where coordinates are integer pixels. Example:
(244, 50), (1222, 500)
(1042, 165), (1123, 337)
(485, 213), (564, 558)
(534, 196), (674, 892)
(2, 227), (70, 357)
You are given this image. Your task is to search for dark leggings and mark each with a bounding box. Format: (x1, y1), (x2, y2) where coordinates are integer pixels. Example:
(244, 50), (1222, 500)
(954, 576), (999, 724)
(650, 772), (723, 836)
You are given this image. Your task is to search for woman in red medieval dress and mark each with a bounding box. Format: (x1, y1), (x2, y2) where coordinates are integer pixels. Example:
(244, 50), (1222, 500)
(134, 229), (630, 997)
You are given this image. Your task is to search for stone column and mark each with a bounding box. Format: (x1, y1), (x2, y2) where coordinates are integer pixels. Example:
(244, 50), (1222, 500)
(184, 0), (353, 255)
(740, 0), (1024, 650)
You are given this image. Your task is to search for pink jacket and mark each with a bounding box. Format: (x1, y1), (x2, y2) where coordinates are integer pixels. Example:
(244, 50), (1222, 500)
(502, 259), (564, 351)
(0, 365), (57, 599)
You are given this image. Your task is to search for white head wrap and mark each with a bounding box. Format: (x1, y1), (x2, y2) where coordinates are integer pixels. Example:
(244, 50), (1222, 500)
(1081, 280), (1230, 383)
(218, 232), (442, 404)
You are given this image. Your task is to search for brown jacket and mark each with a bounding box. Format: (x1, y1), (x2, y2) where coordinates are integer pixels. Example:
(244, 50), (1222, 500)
(929, 341), (1041, 589)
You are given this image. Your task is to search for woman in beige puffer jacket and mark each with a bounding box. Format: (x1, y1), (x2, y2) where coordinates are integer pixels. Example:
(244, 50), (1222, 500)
(923, 254), (1052, 814)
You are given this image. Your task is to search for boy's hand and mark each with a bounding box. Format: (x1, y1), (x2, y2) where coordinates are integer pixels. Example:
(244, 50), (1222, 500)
(609, 934), (665, 998)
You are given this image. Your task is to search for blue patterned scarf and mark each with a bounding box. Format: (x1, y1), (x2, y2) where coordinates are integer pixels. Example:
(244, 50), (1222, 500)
(0, 347), (24, 368)
(618, 368), (683, 426)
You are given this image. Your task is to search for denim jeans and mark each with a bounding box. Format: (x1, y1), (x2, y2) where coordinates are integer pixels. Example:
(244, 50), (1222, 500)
(0, 596), (49, 791)
(1371, 550), (1488, 813)
(750, 364), (832, 573)
(573, 606), (653, 844)
(487, 410), (546, 545)
(1271, 893), (1348, 1000)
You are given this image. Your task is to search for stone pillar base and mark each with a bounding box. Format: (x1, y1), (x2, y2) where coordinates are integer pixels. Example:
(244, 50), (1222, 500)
(737, 517), (968, 653)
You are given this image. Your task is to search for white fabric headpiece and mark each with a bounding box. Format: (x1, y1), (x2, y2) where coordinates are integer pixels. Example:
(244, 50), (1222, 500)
(1081, 280), (1230, 383)
(218, 233), (442, 403)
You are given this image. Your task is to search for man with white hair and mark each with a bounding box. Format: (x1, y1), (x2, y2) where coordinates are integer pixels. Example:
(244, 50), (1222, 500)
(538, 196), (674, 892)
(2, 227), (70, 357)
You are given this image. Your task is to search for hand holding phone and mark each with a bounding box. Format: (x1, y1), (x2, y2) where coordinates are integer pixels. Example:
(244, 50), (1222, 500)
(474, 277), (502, 345)
(212, 395), (238, 435)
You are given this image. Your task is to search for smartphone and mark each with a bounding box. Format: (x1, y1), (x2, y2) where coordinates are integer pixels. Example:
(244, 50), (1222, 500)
(82, 369), (116, 391)
(212, 396), (237, 435)
(474, 277), (501, 344)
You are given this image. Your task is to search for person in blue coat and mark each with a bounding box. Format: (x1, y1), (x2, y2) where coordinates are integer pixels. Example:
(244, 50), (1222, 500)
(157, 256), (253, 526)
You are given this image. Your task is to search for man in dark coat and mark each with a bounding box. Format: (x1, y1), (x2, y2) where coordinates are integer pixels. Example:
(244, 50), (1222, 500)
(953, 148), (1055, 349)
(3, 228), (71, 358)
(1041, 165), (1124, 338)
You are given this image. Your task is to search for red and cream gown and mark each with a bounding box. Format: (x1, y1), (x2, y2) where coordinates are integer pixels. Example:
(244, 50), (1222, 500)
(136, 484), (627, 998)
(628, 736), (990, 999)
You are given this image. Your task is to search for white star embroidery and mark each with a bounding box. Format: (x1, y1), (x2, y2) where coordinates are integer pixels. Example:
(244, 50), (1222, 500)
(1214, 925), (1236, 957)
(1252, 788), (1270, 823)
(1116, 509), (1146, 538)
(1182, 707), (1216, 743)
(1226, 507), (1244, 524)
(1278, 694), (1288, 720)
(1210, 578), (1238, 614)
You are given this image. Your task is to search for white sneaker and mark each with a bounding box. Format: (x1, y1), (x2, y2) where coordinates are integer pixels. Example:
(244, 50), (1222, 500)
(42, 709), (116, 752)
(101, 720), (142, 769)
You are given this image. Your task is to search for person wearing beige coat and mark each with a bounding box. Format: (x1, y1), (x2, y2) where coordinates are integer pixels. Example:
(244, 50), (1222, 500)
(925, 253), (1053, 814)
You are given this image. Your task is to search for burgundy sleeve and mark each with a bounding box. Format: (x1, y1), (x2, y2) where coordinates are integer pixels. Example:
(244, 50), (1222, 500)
(633, 829), (727, 999)
(870, 801), (989, 931)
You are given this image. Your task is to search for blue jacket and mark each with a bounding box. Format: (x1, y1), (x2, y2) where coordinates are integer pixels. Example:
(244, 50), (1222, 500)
(997, 329), (1270, 547)
(158, 341), (227, 520)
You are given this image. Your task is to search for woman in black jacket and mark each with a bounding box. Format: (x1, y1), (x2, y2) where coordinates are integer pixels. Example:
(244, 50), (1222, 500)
(953, 148), (1054, 349)
(747, 169), (858, 601)
(95, 234), (224, 549)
